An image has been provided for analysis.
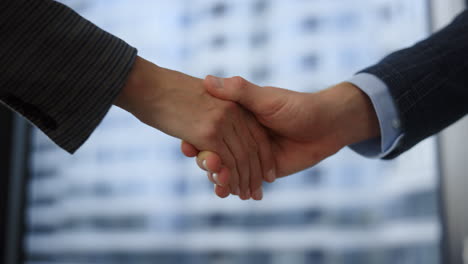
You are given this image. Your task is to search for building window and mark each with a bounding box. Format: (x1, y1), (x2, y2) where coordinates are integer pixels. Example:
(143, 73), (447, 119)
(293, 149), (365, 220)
(379, 5), (393, 21)
(306, 251), (325, 264)
(302, 16), (320, 32)
(342, 250), (371, 264)
(303, 167), (323, 185)
(335, 12), (359, 30)
(32, 167), (57, 179)
(253, 0), (269, 14)
(250, 31), (269, 48)
(211, 2), (227, 17)
(30, 196), (57, 207)
(180, 14), (192, 28)
(301, 54), (319, 70)
(211, 35), (227, 49)
(251, 66), (271, 82)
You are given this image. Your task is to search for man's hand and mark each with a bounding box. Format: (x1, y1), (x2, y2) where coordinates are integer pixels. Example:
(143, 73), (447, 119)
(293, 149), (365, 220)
(114, 57), (275, 200)
(182, 75), (380, 194)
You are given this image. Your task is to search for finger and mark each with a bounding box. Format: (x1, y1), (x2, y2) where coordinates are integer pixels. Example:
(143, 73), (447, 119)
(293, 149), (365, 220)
(204, 161), (231, 197)
(245, 113), (276, 183)
(197, 151), (231, 187)
(207, 171), (215, 184)
(205, 166), (230, 187)
(226, 110), (256, 200)
(242, 114), (268, 201)
(215, 142), (240, 192)
(221, 122), (247, 198)
(243, 111), (265, 192)
(252, 186), (263, 201)
(181, 141), (200, 157)
(215, 184), (230, 198)
(248, 152), (263, 201)
(184, 143), (232, 186)
(196, 151), (222, 173)
(239, 113), (264, 200)
(204, 75), (278, 114)
(246, 115), (269, 200)
(215, 166), (231, 187)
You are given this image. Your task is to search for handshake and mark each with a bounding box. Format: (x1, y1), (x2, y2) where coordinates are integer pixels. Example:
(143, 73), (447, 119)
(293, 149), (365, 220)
(115, 57), (380, 201)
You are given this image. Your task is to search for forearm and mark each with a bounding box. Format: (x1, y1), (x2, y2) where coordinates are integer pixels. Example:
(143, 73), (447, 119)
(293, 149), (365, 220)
(114, 56), (162, 115)
(113, 56), (205, 135)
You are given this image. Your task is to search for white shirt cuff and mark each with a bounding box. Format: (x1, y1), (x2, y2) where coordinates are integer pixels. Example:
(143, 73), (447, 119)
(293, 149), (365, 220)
(347, 73), (404, 158)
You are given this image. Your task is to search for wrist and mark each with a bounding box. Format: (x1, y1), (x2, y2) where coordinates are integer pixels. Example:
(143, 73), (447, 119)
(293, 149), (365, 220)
(114, 56), (143, 112)
(114, 56), (164, 115)
(318, 82), (380, 148)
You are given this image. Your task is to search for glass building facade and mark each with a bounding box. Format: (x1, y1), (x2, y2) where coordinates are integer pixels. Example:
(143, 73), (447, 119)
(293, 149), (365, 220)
(25, 0), (441, 263)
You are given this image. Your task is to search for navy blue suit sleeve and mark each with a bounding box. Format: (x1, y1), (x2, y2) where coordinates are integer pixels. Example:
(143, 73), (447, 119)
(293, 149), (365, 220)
(360, 10), (468, 159)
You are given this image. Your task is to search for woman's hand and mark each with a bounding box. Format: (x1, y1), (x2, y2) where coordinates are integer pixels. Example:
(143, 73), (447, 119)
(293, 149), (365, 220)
(114, 57), (275, 200)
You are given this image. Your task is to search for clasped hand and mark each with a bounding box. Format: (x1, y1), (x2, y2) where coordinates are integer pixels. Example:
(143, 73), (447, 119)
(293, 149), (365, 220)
(181, 75), (353, 200)
(182, 74), (380, 200)
(116, 57), (379, 201)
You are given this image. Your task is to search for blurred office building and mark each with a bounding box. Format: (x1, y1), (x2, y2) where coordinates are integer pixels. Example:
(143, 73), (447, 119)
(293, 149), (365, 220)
(25, 0), (441, 263)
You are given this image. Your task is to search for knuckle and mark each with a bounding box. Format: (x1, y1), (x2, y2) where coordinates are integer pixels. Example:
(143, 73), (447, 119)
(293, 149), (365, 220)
(231, 76), (246, 88)
(221, 101), (238, 113)
(199, 125), (218, 142)
(210, 111), (227, 127)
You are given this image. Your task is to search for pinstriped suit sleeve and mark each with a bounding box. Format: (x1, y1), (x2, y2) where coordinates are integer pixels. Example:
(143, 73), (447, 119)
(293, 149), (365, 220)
(359, 10), (468, 159)
(0, 0), (137, 153)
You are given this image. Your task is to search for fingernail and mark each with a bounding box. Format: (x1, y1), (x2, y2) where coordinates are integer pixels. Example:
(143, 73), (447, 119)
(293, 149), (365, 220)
(267, 169), (276, 182)
(202, 160), (208, 170)
(207, 171), (214, 182)
(211, 76), (224, 89)
(234, 187), (240, 195)
(213, 173), (220, 184)
(253, 187), (263, 200)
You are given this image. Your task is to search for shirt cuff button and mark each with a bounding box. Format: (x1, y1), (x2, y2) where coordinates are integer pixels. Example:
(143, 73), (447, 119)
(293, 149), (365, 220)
(392, 119), (401, 129)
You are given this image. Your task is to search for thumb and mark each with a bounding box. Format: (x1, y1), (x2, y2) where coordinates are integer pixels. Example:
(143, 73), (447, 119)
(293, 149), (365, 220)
(204, 75), (281, 115)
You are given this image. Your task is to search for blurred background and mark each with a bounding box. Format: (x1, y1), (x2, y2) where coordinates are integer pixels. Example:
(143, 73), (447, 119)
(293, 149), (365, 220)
(3, 0), (467, 263)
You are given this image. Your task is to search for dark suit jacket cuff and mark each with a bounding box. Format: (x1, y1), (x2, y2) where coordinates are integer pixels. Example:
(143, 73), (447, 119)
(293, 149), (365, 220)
(0, 0), (138, 153)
